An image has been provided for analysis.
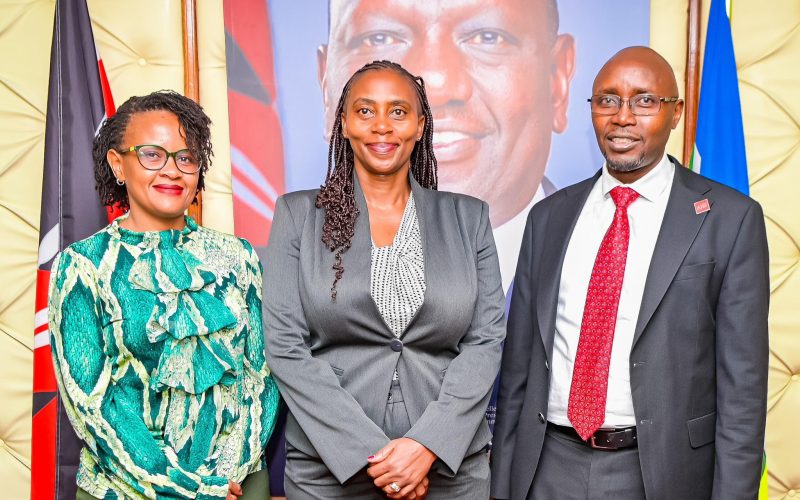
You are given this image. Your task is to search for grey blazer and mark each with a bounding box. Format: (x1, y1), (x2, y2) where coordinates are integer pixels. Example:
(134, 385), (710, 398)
(263, 174), (506, 484)
(492, 157), (769, 500)
(491, 157), (770, 500)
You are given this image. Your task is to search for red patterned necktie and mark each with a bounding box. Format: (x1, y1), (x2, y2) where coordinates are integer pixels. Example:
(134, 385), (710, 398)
(567, 186), (640, 440)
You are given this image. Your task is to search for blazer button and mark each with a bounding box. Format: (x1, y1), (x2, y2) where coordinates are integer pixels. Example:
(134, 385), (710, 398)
(538, 412), (545, 424)
(390, 339), (403, 352)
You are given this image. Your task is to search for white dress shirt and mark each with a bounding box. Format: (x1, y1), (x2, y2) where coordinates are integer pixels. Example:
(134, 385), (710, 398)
(547, 155), (674, 428)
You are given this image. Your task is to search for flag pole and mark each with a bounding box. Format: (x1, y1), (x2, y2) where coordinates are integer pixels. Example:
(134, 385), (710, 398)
(182, 0), (203, 224)
(684, 0), (702, 166)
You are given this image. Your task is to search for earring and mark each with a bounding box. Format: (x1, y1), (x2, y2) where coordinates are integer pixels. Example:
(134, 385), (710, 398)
(116, 178), (125, 186)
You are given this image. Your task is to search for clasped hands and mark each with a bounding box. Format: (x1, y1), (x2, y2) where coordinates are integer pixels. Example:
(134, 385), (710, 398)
(367, 437), (437, 499)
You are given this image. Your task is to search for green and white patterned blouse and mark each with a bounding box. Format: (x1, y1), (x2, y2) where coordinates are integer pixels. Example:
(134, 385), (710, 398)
(48, 215), (279, 499)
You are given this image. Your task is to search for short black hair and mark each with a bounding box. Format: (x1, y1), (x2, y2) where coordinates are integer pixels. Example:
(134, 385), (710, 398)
(92, 90), (213, 211)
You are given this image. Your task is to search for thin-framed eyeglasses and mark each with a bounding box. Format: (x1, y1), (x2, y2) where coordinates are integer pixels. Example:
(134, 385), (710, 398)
(116, 144), (201, 174)
(587, 94), (681, 116)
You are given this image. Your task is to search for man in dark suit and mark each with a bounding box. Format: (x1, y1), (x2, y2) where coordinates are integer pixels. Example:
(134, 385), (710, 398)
(491, 46), (769, 500)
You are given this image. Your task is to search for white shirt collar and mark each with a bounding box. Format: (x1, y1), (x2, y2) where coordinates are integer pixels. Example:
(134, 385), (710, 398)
(601, 154), (673, 203)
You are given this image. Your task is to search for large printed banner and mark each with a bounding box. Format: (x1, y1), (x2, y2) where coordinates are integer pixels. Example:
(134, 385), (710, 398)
(224, 0), (650, 494)
(227, 0), (650, 281)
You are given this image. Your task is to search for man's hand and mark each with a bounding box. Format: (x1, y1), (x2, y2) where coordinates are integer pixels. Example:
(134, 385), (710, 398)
(367, 438), (436, 498)
(226, 480), (242, 500)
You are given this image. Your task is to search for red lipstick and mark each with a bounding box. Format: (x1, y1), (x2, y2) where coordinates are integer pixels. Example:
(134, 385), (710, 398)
(153, 184), (184, 195)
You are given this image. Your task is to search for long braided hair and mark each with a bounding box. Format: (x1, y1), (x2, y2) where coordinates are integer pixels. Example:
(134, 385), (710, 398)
(316, 60), (437, 300)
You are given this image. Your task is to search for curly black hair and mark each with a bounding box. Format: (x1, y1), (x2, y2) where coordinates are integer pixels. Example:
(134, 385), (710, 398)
(316, 60), (437, 300)
(92, 90), (213, 211)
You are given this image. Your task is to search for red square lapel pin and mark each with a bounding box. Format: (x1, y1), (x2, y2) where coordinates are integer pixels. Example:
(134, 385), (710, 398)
(694, 198), (711, 214)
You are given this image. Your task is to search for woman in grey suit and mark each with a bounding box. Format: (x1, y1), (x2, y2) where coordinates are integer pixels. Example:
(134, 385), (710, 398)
(263, 60), (506, 499)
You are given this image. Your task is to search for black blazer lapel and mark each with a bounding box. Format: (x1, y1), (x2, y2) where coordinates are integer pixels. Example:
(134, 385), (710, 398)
(632, 157), (712, 348)
(536, 172), (599, 360)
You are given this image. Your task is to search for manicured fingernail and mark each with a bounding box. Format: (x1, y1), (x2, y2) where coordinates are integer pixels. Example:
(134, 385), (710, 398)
(368, 455), (374, 459)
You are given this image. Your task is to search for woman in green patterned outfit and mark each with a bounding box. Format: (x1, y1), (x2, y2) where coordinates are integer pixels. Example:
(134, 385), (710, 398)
(48, 91), (279, 499)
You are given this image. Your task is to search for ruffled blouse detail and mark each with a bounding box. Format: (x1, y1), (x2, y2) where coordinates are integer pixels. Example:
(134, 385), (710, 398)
(110, 216), (240, 394)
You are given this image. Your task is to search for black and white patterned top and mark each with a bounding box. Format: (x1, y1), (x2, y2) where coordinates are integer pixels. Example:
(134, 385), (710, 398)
(370, 193), (426, 338)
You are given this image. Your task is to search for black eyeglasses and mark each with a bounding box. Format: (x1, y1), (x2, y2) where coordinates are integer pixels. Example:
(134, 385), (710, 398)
(117, 144), (200, 174)
(587, 94), (681, 116)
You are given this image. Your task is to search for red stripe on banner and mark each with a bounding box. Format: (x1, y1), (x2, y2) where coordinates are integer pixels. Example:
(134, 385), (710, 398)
(231, 170), (274, 211)
(35, 269), (50, 308)
(232, 201), (272, 245)
(225, 0), (285, 246)
(34, 269), (50, 334)
(31, 398), (57, 500)
(223, 0), (276, 97)
(98, 58), (122, 224)
(227, 84), (284, 245)
(97, 58), (115, 116)
(34, 270), (50, 334)
(33, 347), (57, 393)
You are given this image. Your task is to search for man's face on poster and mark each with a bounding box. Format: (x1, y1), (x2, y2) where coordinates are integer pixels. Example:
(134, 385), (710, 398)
(319, 0), (575, 227)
